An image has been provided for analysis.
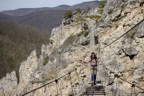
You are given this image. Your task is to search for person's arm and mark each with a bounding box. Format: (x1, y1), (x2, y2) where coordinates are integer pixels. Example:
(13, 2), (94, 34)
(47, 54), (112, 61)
(97, 58), (102, 65)
(84, 60), (91, 64)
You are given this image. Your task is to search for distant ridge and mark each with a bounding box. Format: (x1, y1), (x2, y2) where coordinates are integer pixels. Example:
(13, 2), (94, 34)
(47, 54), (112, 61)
(0, 1), (103, 32)
(1, 1), (101, 16)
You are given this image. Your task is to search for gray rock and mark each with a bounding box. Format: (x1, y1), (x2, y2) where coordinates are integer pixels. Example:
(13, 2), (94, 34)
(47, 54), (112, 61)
(136, 20), (144, 38)
(107, 59), (122, 72)
(31, 68), (48, 83)
(0, 71), (17, 96)
(14, 50), (38, 95)
(133, 64), (144, 81)
(102, 40), (109, 45)
(81, 39), (90, 46)
(122, 46), (139, 56)
(0, 88), (4, 96)
(115, 49), (123, 56)
(63, 18), (73, 25)
(78, 35), (90, 46)
(111, 9), (122, 21)
(82, 23), (89, 31)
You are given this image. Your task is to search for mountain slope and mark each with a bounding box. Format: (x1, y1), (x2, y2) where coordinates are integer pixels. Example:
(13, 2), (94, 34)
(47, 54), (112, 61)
(69, 1), (100, 9)
(0, 13), (15, 22)
(1, 8), (51, 16)
(0, 20), (49, 79)
(15, 10), (66, 32)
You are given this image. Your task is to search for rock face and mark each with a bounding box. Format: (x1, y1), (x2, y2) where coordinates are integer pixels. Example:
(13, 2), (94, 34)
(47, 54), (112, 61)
(122, 46), (139, 57)
(136, 20), (144, 38)
(0, 71), (17, 96)
(98, 0), (144, 95)
(0, 0), (144, 96)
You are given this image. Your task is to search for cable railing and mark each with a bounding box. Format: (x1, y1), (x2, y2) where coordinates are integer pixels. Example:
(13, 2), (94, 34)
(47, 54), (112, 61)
(136, 91), (144, 96)
(21, 18), (144, 96)
(101, 64), (144, 96)
(21, 68), (80, 96)
(103, 19), (144, 49)
(98, 18), (144, 95)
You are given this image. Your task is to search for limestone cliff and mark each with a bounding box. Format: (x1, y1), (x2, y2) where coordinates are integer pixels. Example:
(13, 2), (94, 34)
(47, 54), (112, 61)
(0, 0), (144, 96)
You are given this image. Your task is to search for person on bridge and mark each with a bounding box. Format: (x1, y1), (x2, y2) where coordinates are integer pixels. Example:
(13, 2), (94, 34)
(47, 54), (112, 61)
(88, 52), (98, 85)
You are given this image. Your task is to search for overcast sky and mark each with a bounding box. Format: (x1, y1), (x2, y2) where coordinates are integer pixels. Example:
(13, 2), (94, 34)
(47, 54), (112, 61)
(0, 0), (99, 11)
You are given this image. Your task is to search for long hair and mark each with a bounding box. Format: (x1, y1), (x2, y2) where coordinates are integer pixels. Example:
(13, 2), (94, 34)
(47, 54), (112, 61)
(90, 52), (97, 61)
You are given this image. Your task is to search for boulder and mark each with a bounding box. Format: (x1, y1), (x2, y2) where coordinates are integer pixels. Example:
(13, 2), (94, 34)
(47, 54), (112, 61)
(82, 23), (89, 31)
(136, 20), (144, 38)
(122, 46), (139, 56)
(31, 68), (48, 83)
(63, 18), (73, 25)
(111, 9), (122, 21)
(81, 39), (90, 46)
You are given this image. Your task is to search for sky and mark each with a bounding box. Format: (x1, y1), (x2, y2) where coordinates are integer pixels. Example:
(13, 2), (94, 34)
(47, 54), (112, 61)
(0, 0), (97, 11)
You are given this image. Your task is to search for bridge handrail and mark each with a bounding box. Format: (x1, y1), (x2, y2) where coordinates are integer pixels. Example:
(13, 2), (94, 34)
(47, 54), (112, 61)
(21, 68), (77, 96)
(136, 91), (144, 96)
(101, 64), (144, 91)
(103, 19), (144, 49)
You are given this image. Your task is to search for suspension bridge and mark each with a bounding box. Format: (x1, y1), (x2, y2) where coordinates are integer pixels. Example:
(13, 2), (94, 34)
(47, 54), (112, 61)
(21, 19), (144, 96)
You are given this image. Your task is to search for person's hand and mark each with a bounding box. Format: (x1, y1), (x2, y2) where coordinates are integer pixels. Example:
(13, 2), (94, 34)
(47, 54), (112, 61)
(83, 61), (87, 64)
(84, 61), (90, 64)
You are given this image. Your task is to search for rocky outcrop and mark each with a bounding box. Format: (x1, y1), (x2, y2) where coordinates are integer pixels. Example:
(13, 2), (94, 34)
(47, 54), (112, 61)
(133, 64), (144, 81)
(136, 20), (144, 38)
(0, 71), (17, 96)
(0, 0), (144, 96)
(98, 0), (144, 95)
(122, 46), (139, 57)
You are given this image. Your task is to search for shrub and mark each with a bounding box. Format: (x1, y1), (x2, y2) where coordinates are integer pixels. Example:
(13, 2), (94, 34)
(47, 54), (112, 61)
(99, 2), (105, 8)
(85, 6), (91, 13)
(43, 57), (49, 65)
(76, 8), (82, 14)
(129, 32), (135, 39)
(63, 10), (73, 19)
(85, 15), (101, 20)
(75, 16), (85, 22)
(108, 9), (113, 14)
(98, 9), (103, 15)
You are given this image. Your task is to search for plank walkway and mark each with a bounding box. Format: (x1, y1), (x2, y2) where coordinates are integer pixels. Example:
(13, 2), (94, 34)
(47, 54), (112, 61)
(82, 81), (106, 96)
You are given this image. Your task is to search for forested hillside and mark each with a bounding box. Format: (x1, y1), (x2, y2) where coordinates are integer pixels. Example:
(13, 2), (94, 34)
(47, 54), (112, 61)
(0, 20), (49, 78)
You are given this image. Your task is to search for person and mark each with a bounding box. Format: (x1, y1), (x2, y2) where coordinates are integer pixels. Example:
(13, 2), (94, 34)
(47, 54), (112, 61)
(88, 52), (98, 85)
